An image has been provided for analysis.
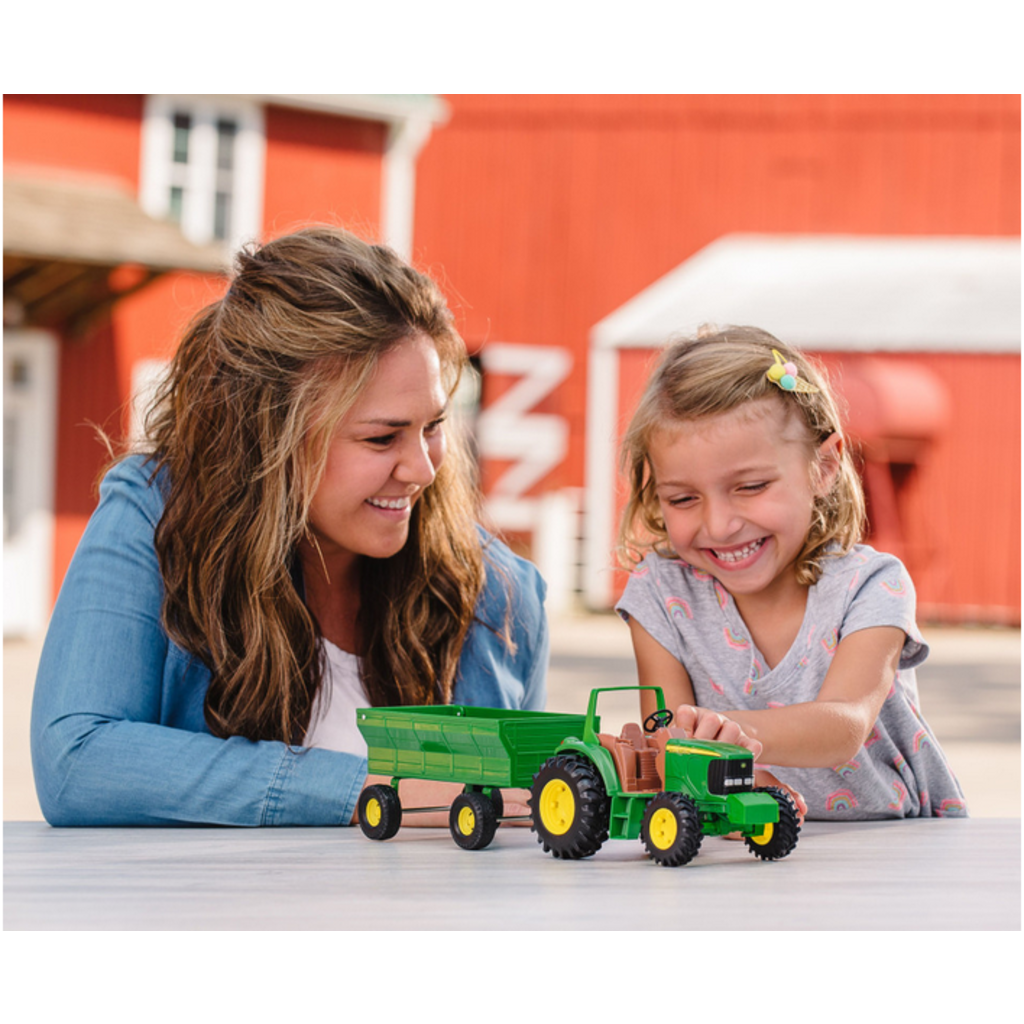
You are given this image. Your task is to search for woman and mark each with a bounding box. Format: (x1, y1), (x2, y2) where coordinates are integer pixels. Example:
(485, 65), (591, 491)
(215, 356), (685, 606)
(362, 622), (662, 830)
(31, 226), (548, 826)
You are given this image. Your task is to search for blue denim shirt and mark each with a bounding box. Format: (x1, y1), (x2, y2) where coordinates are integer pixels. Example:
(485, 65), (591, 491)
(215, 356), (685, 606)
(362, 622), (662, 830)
(31, 456), (549, 827)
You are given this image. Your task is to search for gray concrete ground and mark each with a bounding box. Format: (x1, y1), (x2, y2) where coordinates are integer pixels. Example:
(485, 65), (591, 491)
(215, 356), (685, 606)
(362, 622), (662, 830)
(4, 614), (1020, 820)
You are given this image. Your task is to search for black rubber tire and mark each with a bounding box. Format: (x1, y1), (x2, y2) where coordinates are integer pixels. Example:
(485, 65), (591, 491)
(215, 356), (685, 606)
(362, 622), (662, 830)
(487, 788), (504, 820)
(640, 791), (704, 866)
(357, 784), (402, 841)
(530, 753), (609, 860)
(449, 791), (499, 851)
(744, 786), (801, 861)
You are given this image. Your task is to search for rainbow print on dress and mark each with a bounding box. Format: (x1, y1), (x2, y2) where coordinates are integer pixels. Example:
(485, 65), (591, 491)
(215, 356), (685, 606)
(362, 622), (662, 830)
(724, 626), (750, 650)
(825, 789), (859, 812)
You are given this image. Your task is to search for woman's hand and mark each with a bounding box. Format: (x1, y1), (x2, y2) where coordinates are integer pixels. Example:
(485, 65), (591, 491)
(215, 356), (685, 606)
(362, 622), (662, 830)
(673, 704), (764, 760)
(498, 788), (533, 827)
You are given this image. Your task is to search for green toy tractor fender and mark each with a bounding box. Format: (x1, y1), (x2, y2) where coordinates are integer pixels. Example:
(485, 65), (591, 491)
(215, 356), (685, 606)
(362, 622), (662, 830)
(553, 737), (621, 796)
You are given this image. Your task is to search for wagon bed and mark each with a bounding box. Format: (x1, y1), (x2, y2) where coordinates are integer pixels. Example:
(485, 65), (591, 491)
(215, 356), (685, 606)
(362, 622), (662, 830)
(356, 705), (595, 789)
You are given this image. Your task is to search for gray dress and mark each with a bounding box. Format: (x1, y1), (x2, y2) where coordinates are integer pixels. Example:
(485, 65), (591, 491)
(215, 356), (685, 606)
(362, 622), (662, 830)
(616, 544), (967, 819)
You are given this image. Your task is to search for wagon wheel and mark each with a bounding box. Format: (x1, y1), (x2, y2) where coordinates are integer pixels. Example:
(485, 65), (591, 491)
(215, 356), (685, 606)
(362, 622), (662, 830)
(487, 787), (504, 820)
(357, 784), (402, 841)
(449, 791), (499, 851)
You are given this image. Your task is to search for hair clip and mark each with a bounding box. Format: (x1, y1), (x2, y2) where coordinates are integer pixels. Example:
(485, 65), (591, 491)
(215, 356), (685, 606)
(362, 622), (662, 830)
(766, 349), (819, 393)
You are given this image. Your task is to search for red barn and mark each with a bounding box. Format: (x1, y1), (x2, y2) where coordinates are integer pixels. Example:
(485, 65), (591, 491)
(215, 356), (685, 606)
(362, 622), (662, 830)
(412, 95), (1021, 623)
(4, 94), (1020, 636)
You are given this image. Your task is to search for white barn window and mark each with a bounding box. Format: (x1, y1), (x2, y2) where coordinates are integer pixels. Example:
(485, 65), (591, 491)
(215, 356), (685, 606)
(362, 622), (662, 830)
(140, 96), (265, 253)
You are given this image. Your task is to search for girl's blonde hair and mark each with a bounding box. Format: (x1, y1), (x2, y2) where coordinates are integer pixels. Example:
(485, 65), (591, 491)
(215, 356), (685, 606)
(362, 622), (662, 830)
(141, 225), (489, 744)
(618, 324), (865, 584)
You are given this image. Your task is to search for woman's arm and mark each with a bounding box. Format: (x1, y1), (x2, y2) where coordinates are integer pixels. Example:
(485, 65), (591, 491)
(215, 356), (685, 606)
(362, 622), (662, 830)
(31, 460), (364, 827)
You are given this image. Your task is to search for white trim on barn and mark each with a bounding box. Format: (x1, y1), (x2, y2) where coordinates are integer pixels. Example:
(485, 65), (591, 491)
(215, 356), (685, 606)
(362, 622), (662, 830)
(248, 94), (450, 260)
(4, 329), (59, 638)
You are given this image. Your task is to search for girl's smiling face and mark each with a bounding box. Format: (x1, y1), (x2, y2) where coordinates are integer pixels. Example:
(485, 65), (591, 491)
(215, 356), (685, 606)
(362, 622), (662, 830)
(649, 399), (839, 604)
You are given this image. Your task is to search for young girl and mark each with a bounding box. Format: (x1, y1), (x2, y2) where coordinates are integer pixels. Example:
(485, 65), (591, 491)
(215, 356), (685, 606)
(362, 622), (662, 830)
(615, 325), (966, 820)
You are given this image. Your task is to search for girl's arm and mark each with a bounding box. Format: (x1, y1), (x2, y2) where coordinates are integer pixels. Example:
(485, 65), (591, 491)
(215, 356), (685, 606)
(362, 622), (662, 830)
(627, 619), (762, 757)
(687, 625), (905, 767)
(628, 617), (695, 719)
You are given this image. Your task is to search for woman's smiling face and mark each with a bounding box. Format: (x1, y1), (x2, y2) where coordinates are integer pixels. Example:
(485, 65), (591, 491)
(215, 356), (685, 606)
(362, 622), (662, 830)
(649, 399), (837, 603)
(306, 332), (448, 571)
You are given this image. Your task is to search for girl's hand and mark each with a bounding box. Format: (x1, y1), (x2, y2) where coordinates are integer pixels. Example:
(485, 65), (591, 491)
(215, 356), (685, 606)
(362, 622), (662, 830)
(722, 767), (807, 841)
(673, 704), (764, 760)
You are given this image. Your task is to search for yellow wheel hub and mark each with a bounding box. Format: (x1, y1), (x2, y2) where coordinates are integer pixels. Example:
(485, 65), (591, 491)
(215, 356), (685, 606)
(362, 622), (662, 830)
(649, 807), (679, 850)
(365, 798), (381, 829)
(539, 779), (575, 835)
(457, 805), (476, 835)
(751, 822), (775, 846)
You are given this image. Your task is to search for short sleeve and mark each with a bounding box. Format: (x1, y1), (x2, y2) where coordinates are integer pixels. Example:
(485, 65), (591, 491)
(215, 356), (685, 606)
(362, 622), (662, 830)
(840, 551), (929, 669)
(615, 554), (688, 663)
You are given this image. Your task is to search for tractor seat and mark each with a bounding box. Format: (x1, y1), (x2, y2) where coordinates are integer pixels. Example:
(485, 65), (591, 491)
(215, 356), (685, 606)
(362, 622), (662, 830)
(597, 721), (663, 792)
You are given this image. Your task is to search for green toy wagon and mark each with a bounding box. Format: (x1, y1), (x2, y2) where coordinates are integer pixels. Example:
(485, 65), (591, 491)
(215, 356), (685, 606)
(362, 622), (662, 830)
(356, 687), (800, 866)
(356, 703), (590, 851)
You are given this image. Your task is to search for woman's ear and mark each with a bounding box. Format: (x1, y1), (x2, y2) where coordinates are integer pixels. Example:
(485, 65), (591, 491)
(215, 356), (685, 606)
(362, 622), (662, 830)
(814, 433), (844, 497)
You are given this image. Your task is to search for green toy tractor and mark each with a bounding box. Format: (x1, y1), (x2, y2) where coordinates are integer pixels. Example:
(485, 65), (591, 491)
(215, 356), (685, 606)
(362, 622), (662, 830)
(529, 687), (800, 866)
(355, 685), (800, 866)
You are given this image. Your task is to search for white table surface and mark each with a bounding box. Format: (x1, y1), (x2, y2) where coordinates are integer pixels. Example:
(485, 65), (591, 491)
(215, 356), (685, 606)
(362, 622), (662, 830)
(4, 818), (1019, 930)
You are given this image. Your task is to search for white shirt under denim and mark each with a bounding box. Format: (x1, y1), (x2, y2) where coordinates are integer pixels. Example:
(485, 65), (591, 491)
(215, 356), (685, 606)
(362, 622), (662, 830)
(304, 640), (369, 758)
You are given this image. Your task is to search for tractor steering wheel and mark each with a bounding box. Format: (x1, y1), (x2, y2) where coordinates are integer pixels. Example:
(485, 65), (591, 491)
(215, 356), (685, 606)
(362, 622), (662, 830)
(643, 708), (674, 733)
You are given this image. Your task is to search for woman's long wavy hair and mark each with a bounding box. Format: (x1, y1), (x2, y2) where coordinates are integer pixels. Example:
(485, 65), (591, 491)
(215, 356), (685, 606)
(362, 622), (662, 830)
(141, 226), (489, 744)
(618, 325), (865, 584)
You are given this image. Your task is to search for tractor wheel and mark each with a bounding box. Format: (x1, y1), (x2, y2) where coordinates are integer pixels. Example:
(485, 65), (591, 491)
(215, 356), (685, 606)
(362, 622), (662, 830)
(357, 784), (402, 841)
(449, 791), (499, 851)
(745, 786), (801, 861)
(530, 753), (609, 859)
(640, 792), (703, 867)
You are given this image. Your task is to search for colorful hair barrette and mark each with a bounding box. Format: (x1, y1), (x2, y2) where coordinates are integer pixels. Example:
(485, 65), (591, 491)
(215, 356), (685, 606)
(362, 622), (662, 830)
(766, 349), (819, 394)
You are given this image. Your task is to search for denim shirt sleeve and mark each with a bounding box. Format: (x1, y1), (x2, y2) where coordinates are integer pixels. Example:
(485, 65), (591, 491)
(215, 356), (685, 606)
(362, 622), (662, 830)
(31, 457), (363, 827)
(31, 458), (549, 827)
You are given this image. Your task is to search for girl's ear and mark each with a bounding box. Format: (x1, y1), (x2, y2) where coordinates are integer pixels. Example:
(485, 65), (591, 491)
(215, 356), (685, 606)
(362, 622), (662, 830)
(814, 433), (844, 497)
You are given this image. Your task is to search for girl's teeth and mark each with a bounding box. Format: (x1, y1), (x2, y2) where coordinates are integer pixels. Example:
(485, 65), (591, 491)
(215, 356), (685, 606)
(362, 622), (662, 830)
(713, 539), (764, 563)
(368, 497), (409, 510)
